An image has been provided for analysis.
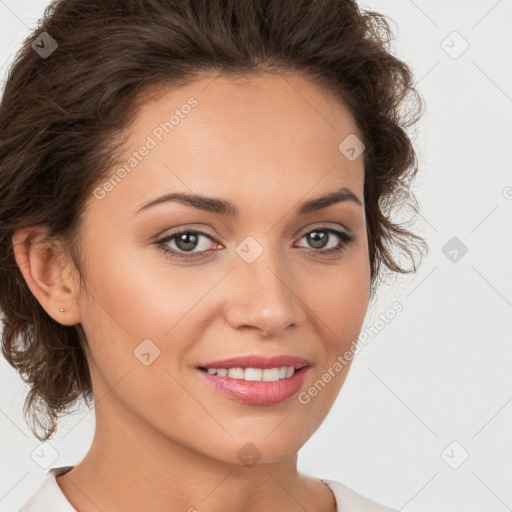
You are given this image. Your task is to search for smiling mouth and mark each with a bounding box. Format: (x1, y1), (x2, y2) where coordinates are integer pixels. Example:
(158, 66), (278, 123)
(197, 365), (301, 382)
(196, 365), (310, 405)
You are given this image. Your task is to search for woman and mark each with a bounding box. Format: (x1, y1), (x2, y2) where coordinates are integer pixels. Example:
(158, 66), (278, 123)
(0, 0), (427, 510)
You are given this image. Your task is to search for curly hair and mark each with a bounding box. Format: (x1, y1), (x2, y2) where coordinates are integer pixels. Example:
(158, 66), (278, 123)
(0, 0), (427, 441)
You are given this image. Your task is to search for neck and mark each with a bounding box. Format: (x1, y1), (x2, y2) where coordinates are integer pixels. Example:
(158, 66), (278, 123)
(56, 385), (336, 512)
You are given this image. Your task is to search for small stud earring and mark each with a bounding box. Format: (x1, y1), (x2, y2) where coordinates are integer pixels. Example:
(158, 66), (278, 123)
(59, 308), (65, 312)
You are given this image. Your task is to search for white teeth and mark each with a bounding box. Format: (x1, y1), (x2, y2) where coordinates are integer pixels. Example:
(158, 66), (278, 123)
(262, 368), (281, 381)
(227, 367), (245, 379)
(205, 366), (297, 381)
(244, 368), (263, 381)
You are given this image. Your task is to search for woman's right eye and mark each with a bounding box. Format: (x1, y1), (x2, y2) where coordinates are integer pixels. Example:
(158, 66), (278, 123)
(156, 229), (220, 260)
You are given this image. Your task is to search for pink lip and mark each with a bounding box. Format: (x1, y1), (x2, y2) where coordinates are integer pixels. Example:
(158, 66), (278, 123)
(197, 366), (310, 405)
(197, 354), (310, 370)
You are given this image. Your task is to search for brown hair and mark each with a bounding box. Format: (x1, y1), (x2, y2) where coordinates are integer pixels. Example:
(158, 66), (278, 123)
(0, 0), (427, 441)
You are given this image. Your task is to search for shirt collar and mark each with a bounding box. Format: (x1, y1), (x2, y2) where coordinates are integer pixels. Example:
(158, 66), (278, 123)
(19, 466), (76, 512)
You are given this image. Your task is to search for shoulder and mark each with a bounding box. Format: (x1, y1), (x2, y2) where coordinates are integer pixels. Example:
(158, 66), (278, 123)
(322, 478), (398, 512)
(18, 466), (76, 512)
(20, 467), (397, 512)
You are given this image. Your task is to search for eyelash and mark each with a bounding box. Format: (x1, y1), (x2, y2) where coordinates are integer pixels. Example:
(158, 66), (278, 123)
(155, 226), (356, 261)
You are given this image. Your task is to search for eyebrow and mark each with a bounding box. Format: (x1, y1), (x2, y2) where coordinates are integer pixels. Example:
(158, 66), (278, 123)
(135, 186), (362, 216)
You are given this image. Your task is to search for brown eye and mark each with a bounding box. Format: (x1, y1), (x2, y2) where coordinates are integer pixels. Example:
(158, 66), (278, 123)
(295, 227), (355, 254)
(174, 232), (201, 252)
(305, 230), (330, 249)
(156, 229), (219, 260)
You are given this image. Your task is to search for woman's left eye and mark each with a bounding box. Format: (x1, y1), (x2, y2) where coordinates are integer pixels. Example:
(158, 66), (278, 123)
(156, 226), (356, 261)
(293, 226), (356, 255)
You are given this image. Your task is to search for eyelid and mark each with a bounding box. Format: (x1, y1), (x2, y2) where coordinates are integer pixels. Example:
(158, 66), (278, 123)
(155, 224), (218, 240)
(294, 221), (352, 239)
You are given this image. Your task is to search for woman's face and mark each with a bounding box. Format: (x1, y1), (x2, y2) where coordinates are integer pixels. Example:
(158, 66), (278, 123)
(72, 72), (370, 465)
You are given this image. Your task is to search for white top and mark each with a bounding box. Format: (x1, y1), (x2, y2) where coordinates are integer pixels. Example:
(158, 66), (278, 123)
(18, 466), (398, 512)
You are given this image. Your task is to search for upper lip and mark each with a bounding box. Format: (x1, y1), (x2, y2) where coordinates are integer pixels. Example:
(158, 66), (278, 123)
(197, 355), (310, 370)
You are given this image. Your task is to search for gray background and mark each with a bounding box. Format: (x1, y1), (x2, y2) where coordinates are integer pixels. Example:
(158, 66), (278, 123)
(1, 0), (511, 510)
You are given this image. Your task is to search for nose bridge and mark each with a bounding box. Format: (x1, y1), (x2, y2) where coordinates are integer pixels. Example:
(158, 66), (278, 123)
(225, 234), (304, 335)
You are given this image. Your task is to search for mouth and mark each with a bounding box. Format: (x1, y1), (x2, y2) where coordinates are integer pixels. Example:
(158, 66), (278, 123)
(197, 365), (302, 382)
(196, 357), (311, 405)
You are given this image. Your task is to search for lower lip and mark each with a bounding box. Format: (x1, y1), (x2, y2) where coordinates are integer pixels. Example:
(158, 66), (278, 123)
(197, 367), (310, 405)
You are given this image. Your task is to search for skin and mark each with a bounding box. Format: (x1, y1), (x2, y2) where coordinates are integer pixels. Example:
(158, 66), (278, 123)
(13, 72), (370, 512)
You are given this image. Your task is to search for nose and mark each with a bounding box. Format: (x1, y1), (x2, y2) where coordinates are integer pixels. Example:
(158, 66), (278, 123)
(223, 242), (306, 338)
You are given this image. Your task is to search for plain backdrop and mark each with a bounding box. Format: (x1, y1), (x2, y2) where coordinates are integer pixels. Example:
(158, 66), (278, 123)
(1, 1), (511, 511)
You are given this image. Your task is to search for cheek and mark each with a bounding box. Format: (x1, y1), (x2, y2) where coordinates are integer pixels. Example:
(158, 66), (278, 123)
(312, 245), (371, 345)
(325, 271), (370, 343)
(77, 244), (208, 433)
(81, 241), (214, 339)
(289, 244), (370, 413)
(78, 241), (228, 395)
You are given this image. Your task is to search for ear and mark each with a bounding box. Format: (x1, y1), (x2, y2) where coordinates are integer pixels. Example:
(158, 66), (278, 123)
(12, 225), (82, 326)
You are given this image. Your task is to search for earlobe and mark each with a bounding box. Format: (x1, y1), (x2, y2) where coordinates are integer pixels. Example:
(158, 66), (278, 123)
(12, 226), (81, 326)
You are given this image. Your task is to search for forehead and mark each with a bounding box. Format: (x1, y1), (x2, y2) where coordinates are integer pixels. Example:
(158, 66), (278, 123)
(131, 72), (362, 152)
(88, 72), (365, 218)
